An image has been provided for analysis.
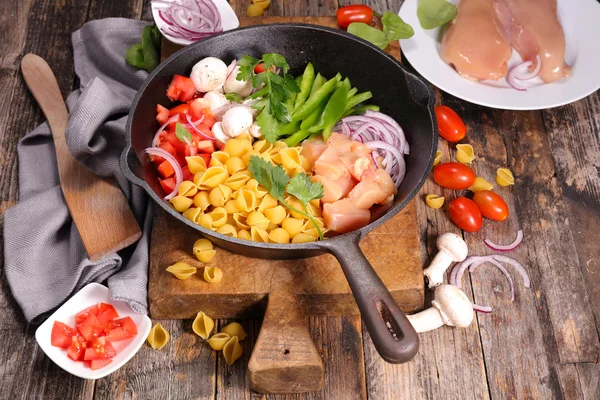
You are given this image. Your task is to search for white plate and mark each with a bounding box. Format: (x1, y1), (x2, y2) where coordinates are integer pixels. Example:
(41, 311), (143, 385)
(152, 0), (240, 46)
(399, 0), (600, 110)
(35, 283), (152, 380)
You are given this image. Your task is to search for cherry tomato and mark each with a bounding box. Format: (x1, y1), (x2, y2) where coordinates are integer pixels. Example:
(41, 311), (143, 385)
(435, 105), (467, 142)
(253, 63), (276, 74)
(449, 197), (483, 232)
(433, 162), (476, 190)
(336, 5), (374, 30)
(473, 190), (509, 221)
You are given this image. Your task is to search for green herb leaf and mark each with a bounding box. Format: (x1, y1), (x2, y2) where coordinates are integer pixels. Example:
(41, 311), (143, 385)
(248, 156), (289, 202)
(125, 44), (146, 69)
(347, 22), (389, 49)
(262, 53), (290, 74)
(175, 122), (192, 143)
(417, 0), (457, 30)
(224, 93), (243, 102)
(382, 11), (414, 40)
(255, 105), (281, 144)
(236, 55), (261, 81)
(150, 24), (162, 50)
(142, 25), (160, 72)
(287, 173), (324, 204)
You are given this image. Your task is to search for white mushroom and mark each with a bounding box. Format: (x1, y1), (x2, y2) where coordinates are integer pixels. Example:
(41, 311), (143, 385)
(190, 57), (228, 92)
(222, 106), (253, 138)
(423, 233), (468, 288)
(223, 62), (253, 97)
(249, 121), (262, 139)
(211, 122), (229, 143)
(407, 284), (474, 333)
(203, 90), (230, 111)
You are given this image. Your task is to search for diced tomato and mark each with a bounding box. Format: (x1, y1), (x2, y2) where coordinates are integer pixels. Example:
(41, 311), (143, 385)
(156, 104), (169, 125)
(106, 327), (135, 342)
(90, 359), (113, 370)
(168, 104), (190, 119)
(157, 160), (175, 178)
(167, 75), (196, 102)
(67, 334), (88, 361)
(196, 140), (215, 154)
(198, 153), (212, 166)
(191, 124), (214, 142)
(182, 165), (193, 181)
(77, 314), (102, 342)
(159, 177), (177, 194)
(51, 321), (75, 349)
(96, 309), (120, 333)
(112, 317), (138, 336)
(164, 130), (188, 156)
(75, 305), (100, 324)
(158, 140), (178, 158)
(99, 302), (118, 315)
(188, 98), (210, 121)
(84, 337), (117, 361)
(202, 113), (216, 129)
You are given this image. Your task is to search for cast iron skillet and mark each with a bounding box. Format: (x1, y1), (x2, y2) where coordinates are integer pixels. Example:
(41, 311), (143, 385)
(121, 24), (437, 364)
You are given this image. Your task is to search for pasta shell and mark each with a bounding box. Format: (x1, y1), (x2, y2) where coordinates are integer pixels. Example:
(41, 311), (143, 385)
(233, 212), (250, 230)
(221, 322), (248, 340)
(166, 262), (197, 280)
(207, 333), (230, 351)
(273, 140), (288, 151)
(147, 323), (170, 350)
(216, 224), (237, 238)
(455, 144), (475, 164)
(225, 157), (245, 175)
(242, 149), (261, 167)
(235, 188), (257, 212)
(209, 207), (228, 228)
(193, 238), (213, 252)
(244, 179), (268, 199)
(209, 184), (233, 207)
(193, 191), (211, 211)
(192, 311), (214, 339)
(300, 155), (311, 171)
(210, 151), (230, 167)
(468, 177), (494, 192)
(250, 226), (269, 243)
(306, 201), (322, 218)
(264, 206), (287, 225)
(257, 194), (278, 213)
(238, 229), (251, 240)
(268, 228), (290, 244)
(292, 233), (317, 243)
(425, 194), (445, 209)
(170, 196), (193, 212)
(193, 238), (217, 262)
(178, 180), (198, 197)
(225, 139), (252, 158)
(224, 199), (239, 214)
(253, 139), (273, 154)
(496, 168), (514, 186)
(278, 148), (302, 170)
(285, 196), (307, 219)
(246, 211), (270, 230)
(225, 170), (251, 191)
(302, 228), (320, 239)
(433, 151), (443, 167)
(282, 218), (303, 238)
(196, 166), (229, 189)
(222, 336), (243, 366)
(183, 207), (203, 223)
(203, 266), (223, 283)
(186, 156), (208, 174)
(197, 213), (213, 230)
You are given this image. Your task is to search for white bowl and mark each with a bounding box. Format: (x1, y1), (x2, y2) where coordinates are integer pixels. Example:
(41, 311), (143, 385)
(152, 0), (240, 46)
(35, 283), (152, 380)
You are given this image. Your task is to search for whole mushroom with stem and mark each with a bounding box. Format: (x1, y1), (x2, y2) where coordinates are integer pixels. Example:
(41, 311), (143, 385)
(407, 284), (474, 333)
(423, 233), (468, 288)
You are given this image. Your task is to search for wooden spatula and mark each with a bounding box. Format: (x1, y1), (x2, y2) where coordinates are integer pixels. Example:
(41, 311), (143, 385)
(21, 53), (142, 261)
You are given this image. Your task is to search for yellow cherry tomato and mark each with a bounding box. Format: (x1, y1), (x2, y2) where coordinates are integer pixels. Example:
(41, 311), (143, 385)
(425, 194), (445, 209)
(455, 144), (475, 164)
(496, 168), (515, 186)
(468, 176), (494, 192)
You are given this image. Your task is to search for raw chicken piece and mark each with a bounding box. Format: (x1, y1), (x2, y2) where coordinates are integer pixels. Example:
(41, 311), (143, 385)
(326, 133), (353, 155)
(440, 0), (512, 81)
(314, 147), (348, 180)
(339, 153), (374, 181)
(313, 172), (356, 204)
(323, 199), (371, 234)
(493, 0), (570, 82)
(348, 169), (397, 209)
(301, 138), (328, 167)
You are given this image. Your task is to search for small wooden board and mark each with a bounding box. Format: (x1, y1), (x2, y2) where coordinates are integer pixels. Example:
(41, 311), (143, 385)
(149, 16), (423, 320)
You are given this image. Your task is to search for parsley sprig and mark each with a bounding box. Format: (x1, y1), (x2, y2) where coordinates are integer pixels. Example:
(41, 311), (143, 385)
(248, 156), (324, 240)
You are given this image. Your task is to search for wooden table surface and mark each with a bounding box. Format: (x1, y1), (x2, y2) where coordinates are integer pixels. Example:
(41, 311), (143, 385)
(1, 0), (599, 399)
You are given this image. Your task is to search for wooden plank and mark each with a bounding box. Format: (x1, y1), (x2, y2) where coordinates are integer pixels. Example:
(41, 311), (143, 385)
(216, 316), (367, 399)
(93, 319), (217, 400)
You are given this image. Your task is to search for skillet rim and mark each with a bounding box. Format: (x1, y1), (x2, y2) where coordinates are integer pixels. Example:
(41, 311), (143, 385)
(122, 22), (438, 252)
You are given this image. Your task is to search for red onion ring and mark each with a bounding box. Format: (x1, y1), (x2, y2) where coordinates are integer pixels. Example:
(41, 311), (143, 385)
(484, 230), (524, 252)
(225, 59), (237, 81)
(182, 136), (196, 156)
(153, 0), (222, 41)
(507, 55), (542, 91)
(185, 114), (214, 141)
(182, 114), (204, 129)
(492, 255), (531, 288)
(152, 114), (179, 147)
(145, 147), (183, 200)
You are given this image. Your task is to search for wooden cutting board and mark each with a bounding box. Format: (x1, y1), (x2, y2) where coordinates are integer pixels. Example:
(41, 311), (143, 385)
(149, 16), (423, 321)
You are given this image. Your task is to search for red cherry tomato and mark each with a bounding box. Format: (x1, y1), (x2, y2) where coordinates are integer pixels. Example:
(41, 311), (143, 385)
(449, 197), (483, 232)
(435, 105), (467, 142)
(433, 162), (476, 190)
(473, 190), (509, 221)
(336, 5), (374, 30)
(254, 62), (266, 74)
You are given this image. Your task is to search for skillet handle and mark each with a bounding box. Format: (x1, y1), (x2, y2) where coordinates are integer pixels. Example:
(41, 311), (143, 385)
(319, 233), (419, 364)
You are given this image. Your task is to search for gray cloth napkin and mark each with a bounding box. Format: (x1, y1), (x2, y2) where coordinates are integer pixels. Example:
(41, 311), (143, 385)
(3, 18), (155, 322)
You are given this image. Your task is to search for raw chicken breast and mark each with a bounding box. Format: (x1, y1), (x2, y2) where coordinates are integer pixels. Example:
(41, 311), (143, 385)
(339, 153), (374, 181)
(323, 199), (371, 234)
(326, 132), (353, 155)
(440, 0), (512, 81)
(348, 169), (397, 209)
(313, 172), (355, 204)
(314, 147), (348, 180)
(301, 138), (328, 167)
(493, 0), (570, 82)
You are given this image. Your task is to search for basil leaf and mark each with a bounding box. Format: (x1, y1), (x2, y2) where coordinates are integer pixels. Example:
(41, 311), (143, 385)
(125, 44), (146, 69)
(382, 11), (414, 40)
(417, 0), (457, 30)
(142, 25), (160, 72)
(175, 122), (192, 143)
(347, 22), (389, 50)
(224, 93), (243, 102)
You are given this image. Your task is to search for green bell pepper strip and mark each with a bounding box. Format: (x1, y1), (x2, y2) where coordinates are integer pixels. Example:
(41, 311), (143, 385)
(282, 130), (312, 147)
(292, 63), (315, 113)
(320, 85), (350, 141)
(291, 73), (341, 122)
(344, 91), (373, 112)
(300, 99), (328, 131)
(341, 104), (381, 118)
(341, 77), (352, 91)
(277, 120), (301, 136)
(309, 73), (326, 97)
(347, 87), (358, 98)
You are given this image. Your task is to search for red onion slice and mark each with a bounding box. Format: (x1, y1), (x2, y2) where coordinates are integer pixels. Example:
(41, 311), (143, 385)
(484, 230), (524, 252)
(506, 55), (542, 92)
(152, 114), (179, 147)
(492, 255), (531, 288)
(182, 136), (196, 156)
(473, 305), (493, 313)
(182, 114), (205, 129)
(145, 147), (183, 200)
(185, 114), (214, 141)
(153, 0), (222, 41)
(225, 59), (237, 81)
